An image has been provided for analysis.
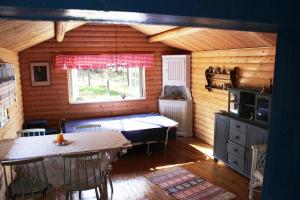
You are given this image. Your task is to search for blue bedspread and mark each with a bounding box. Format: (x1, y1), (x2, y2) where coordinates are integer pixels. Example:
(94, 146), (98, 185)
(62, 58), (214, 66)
(64, 113), (178, 143)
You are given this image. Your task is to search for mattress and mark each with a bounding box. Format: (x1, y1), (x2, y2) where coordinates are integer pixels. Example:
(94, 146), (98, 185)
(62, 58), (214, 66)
(64, 113), (178, 143)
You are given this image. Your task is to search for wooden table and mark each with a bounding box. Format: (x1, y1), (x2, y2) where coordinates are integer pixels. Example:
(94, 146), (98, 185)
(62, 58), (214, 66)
(0, 130), (131, 199)
(0, 130), (131, 161)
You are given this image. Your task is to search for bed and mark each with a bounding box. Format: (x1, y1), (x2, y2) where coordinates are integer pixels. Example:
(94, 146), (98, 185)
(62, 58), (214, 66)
(63, 113), (178, 153)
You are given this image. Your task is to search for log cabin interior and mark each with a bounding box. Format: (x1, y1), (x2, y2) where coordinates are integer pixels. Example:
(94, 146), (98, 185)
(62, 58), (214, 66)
(0, 19), (276, 200)
(0, 2), (298, 199)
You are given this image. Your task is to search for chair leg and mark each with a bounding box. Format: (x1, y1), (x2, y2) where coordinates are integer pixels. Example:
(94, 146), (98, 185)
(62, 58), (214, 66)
(98, 186), (103, 199)
(108, 174), (113, 194)
(66, 191), (69, 200)
(164, 141), (168, 152)
(79, 190), (82, 200)
(103, 176), (108, 200)
(95, 188), (100, 200)
(249, 177), (255, 200)
(249, 187), (254, 200)
(146, 143), (152, 156)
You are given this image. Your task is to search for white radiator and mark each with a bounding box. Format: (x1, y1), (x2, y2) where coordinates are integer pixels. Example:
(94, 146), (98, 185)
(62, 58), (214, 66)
(158, 99), (193, 137)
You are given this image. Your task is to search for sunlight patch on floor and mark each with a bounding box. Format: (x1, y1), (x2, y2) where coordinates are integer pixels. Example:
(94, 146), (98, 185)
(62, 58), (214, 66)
(150, 161), (196, 170)
(216, 160), (226, 167)
(111, 176), (151, 200)
(189, 143), (214, 159)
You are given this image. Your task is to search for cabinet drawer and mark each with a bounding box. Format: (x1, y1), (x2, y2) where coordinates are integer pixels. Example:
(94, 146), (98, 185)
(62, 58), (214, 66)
(228, 153), (245, 172)
(229, 128), (246, 146)
(227, 140), (245, 159)
(230, 119), (247, 133)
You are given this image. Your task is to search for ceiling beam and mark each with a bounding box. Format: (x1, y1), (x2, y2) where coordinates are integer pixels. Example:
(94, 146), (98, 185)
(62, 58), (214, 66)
(148, 27), (203, 42)
(55, 22), (67, 42)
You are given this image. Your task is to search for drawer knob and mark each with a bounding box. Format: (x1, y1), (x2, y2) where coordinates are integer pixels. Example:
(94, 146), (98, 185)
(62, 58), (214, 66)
(234, 148), (238, 152)
(235, 136), (240, 139)
(236, 125), (240, 128)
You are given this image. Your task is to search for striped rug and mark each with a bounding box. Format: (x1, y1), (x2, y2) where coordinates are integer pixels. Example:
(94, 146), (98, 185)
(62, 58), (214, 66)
(144, 167), (236, 200)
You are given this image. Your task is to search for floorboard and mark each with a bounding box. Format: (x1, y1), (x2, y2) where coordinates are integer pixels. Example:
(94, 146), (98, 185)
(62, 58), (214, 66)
(79, 137), (261, 200)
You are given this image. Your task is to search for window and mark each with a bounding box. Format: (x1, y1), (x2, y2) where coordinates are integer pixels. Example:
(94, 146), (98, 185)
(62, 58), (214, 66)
(69, 67), (145, 103)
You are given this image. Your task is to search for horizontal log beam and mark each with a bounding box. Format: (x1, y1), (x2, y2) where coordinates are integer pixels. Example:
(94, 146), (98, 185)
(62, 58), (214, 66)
(55, 21), (86, 42)
(148, 27), (202, 42)
(55, 22), (67, 42)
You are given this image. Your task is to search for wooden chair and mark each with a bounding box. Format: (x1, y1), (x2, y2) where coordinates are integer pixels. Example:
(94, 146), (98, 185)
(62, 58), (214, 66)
(249, 144), (267, 200)
(74, 124), (114, 195)
(17, 128), (46, 137)
(74, 124), (102, 132)
(59, 118), (68, 133)
(1, 157), (50, 200)
(62, 150), (117, 200)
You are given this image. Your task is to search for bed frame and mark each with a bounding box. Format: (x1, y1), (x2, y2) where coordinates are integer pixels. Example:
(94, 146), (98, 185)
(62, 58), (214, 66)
(62, 113), (178, 154)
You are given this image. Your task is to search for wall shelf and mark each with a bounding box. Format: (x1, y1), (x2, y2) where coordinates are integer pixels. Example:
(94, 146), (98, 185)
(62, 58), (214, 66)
(205, 86), (229, 91)
(205, 67), (238, 91)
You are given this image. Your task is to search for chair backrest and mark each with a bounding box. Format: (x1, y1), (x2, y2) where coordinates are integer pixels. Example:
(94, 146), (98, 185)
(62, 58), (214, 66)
(17, 128), (46, 137)
(25, 119), (48, 129)
(1, 157), (49, 199)
(59, 119), (67, 133)
(74, 124), (102, 132)
(62, 150), (117, 191)
(251, 144), (267, 172)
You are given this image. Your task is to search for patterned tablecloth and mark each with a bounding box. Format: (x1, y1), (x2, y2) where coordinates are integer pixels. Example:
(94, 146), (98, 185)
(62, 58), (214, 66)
(0, 130), (131, 199)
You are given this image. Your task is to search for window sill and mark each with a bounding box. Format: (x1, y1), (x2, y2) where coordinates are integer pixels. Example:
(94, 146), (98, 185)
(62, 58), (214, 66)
(69, 97), (147, 104)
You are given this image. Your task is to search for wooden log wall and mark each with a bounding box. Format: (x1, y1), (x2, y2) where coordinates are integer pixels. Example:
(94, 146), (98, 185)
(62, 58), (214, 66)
(0, 47), (23, 199)
(19, 24), (181, 129)
(191, 47), (275, 145)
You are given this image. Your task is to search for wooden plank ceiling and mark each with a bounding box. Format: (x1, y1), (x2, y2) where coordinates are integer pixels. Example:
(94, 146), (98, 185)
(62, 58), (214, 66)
(0, 20), (85, 52)
(0, 20), (276, 52)
(131, 25), (277, 51)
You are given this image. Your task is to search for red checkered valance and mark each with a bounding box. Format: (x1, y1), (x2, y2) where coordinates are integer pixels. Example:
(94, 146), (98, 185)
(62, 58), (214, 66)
(55, 54), (154, 70)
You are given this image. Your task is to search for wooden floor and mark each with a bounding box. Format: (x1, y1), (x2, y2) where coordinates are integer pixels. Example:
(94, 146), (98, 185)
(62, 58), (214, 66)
(79, 137), (261, 200)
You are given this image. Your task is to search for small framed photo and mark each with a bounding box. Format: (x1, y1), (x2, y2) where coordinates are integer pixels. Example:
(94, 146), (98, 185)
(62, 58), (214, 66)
(30, 62), (50, 86)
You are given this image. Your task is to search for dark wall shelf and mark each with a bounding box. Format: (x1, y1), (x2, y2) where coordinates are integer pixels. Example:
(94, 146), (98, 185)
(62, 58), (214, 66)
(205, 66), (238, 91)
(205, 86), (229, 92)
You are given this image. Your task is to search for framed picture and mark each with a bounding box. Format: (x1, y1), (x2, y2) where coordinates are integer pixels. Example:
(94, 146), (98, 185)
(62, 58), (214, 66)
(30, 62), (50, 86)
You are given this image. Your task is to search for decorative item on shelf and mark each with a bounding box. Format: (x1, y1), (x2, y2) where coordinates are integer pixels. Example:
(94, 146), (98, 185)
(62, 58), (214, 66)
(216, 67), (221, 74)
(205, 66), (213, 91)
(222, 67), (226, 74)
(205, 66), (238, 91)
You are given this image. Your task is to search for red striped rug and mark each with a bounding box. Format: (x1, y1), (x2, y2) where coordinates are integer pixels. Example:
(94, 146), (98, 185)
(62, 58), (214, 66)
(145, 167), (236, 200)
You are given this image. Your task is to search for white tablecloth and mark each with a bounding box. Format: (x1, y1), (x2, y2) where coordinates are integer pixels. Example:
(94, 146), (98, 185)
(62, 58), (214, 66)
(0, 130), (131, 161)
(0, 130), (131, 199)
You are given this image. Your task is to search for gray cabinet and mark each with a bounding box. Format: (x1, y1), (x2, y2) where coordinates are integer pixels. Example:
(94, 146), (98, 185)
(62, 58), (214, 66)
(213, 115), (229, 161)
(214, 113), (268, 177)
